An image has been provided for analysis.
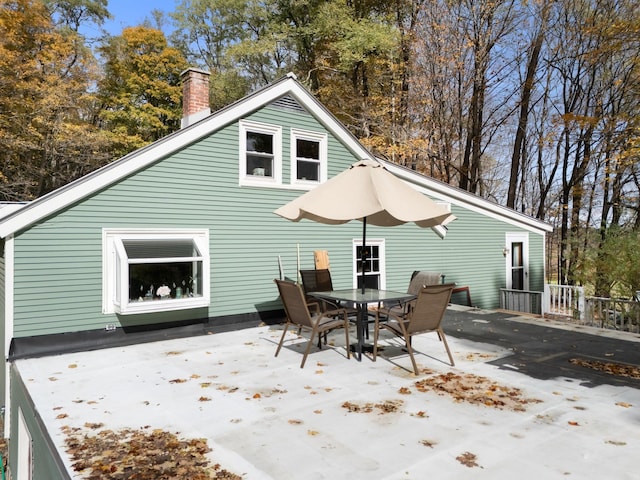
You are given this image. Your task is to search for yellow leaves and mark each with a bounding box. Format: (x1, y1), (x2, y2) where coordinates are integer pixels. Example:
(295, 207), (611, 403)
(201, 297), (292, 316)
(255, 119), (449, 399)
(68, 364), (78, 369)
(615, 402), (632, 408)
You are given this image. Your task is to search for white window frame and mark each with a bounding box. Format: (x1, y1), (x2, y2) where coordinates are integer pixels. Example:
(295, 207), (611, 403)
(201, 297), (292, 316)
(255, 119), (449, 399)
(102, 229), (210, 315)
(239, 120), (282, 187)
(352, 238), (386, 289)
(291, 128), (327, 186)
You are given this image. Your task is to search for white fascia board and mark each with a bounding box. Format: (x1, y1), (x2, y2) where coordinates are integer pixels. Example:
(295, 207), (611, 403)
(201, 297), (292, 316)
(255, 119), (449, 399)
(381, 160), (553, 235)
(0, 76), (370, 238)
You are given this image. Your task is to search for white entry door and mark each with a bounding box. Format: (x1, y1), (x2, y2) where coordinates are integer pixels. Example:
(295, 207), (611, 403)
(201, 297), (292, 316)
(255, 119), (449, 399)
(505, 232), (529, 291)
(353, 239), (385, 289)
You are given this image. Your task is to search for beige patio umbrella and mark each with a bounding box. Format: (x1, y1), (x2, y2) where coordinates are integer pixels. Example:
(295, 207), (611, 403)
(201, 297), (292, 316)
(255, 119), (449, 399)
(274, 159), (456, 292)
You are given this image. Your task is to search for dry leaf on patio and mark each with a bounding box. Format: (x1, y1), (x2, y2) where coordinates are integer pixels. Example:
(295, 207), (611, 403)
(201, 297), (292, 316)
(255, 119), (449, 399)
(414, 372), (542, 411)
(456, 451), (481, 468)
(569, 358), (640, 379)
(64, 425), (242, 480)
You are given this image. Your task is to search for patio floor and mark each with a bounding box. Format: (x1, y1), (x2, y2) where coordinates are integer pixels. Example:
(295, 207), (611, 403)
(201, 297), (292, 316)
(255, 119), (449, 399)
(15, 306), (640, 479)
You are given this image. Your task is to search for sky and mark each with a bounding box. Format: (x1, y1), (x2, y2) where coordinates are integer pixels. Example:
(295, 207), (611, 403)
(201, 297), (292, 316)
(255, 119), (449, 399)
(82, 0), (180, 38)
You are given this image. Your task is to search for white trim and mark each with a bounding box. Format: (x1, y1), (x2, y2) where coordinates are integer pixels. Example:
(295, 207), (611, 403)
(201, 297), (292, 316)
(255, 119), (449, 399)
(505, 232), (529, 290)
(0, 77), (373, 239)
(0, 74), (550, 241)
(352, 238), (386, 289)
(102, 228), (210, 315)
(4, 234), (14, 357)
(238, 120), (282, 187)
(380, 160), (553, 235)
(290, 128), (327, 186)
(4, 234), (12, 438)
(17, 407), (33, 480)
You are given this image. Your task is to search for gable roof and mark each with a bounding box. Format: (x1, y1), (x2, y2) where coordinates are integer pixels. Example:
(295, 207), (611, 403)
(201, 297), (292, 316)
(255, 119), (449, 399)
(0, 73), (551, 238)
(380, 160), (552, 235)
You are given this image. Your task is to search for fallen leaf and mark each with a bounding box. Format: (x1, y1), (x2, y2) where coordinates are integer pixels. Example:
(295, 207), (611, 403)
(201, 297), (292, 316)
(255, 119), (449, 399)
(615, 402), (632, 408)
(456, 451), (481, 468)
(68, 364), (78, 369)
(568, 421), (580, 426)
(605, 440), (626, 446)
(420, 439), (436, 448)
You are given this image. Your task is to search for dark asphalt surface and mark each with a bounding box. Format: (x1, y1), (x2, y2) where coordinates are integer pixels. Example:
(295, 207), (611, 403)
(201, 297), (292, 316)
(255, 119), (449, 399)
(443, 309), (640, 389)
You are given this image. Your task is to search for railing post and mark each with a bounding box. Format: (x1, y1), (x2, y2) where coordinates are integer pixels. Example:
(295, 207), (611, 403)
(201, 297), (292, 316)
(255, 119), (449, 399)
(543, 284), (550, 315)
(576, 286), (584, 321)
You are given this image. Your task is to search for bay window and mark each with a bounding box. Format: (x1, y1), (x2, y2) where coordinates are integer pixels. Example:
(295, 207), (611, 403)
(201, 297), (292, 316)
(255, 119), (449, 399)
(103, 229), (210, 315)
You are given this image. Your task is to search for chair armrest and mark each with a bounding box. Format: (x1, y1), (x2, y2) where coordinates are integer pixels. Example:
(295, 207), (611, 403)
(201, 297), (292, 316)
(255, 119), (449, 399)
(307, 301), (321, 314)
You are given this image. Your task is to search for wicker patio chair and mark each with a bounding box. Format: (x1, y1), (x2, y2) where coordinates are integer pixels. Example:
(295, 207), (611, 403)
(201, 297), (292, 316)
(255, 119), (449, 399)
(274, 279), (351, 368)
(374, 284), (454, 374)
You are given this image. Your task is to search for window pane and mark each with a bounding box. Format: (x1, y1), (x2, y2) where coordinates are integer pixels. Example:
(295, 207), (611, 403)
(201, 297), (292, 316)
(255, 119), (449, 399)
(123, 239), (198, 259)
(296, 160), (319, 181)
(247, 154), (273, 176)
(129, 261), (202, 301)
(296, 139), (319, 159)
(247, 132), (273, 154)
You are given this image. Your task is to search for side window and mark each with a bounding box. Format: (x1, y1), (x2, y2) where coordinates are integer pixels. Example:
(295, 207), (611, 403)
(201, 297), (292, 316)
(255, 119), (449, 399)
(103, 229), (210, 315)
(291, 129), (327, 185)
(239, 120), (282, 185)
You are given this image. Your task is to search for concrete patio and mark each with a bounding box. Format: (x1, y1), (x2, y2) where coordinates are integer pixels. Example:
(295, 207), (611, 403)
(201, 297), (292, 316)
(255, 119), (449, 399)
(15, 306), (640, 479)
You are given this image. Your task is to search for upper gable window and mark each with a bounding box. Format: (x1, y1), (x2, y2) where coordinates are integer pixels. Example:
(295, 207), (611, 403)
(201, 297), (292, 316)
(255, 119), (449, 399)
(291, 129), (327, 186)
(239, 120), (282, 186)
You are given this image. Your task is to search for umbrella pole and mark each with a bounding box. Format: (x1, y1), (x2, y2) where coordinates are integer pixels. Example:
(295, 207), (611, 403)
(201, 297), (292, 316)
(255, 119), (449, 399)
(361, 217), (367, 294)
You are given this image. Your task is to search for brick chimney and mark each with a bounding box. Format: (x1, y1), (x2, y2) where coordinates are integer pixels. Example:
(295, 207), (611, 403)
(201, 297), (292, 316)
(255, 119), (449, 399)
(181, 68), (211, 128)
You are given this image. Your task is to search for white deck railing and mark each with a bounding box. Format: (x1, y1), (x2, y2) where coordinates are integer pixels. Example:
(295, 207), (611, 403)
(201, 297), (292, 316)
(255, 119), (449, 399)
(500, 284), (639, 334)
(544, 284), (584, 320)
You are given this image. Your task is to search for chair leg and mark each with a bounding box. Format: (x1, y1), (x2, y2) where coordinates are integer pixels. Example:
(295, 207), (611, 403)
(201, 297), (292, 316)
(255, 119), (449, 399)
(438, 328), (455, 366)
(344, 319), (351, 360)
(301, 329), (317, 368)
(404, 333), (419, 375)
(372, 316), (380, 361)
(275, 323), (290, 357)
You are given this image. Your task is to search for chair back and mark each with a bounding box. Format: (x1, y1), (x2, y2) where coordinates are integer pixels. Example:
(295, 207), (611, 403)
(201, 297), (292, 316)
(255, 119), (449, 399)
(299, 269), (333, 294)
(407, 271), (442, 296)
(407, 284), (454, 333)
(275, 279), (314, 328)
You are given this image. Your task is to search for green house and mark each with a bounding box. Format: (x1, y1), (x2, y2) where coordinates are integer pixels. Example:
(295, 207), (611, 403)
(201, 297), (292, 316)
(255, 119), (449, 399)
(0, 70), (550, 478)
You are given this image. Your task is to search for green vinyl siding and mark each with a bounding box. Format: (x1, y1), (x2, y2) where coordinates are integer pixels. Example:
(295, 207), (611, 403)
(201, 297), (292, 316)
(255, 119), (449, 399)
(10, 105), (361, 336)
(9, 102), (546, 337)
(9, 364), (70, 479)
